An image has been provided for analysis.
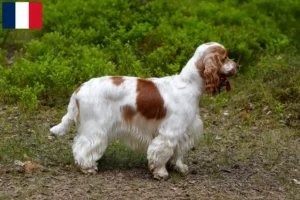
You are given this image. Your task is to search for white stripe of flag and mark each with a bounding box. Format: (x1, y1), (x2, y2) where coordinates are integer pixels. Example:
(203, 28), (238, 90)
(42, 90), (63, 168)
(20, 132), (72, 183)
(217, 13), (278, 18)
(15, 2), (29, 29)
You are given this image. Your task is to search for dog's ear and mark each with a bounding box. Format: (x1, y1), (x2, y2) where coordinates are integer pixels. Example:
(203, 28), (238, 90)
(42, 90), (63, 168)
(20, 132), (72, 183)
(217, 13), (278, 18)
(201, 59), (220, 94)
(196, 46), (227, 94)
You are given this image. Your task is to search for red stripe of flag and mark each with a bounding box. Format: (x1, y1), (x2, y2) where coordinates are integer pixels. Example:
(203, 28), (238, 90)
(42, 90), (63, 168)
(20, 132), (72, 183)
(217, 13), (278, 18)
(29, 2), (42, 29)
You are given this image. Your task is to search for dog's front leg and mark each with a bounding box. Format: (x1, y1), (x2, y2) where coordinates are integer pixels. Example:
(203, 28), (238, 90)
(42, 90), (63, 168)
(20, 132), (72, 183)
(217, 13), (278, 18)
(167, 116), (203, 175)
(147, 133), (178, 180)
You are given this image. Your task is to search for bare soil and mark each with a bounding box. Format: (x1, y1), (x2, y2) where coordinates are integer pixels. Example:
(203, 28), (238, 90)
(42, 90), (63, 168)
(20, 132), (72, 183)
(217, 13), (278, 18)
(0, 99), (299, 200)
(0, 154), (294, 200)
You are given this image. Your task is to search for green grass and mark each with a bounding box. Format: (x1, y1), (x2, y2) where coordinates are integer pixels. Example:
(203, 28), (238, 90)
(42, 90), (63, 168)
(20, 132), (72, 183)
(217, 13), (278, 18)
(1, 54), (300, 199)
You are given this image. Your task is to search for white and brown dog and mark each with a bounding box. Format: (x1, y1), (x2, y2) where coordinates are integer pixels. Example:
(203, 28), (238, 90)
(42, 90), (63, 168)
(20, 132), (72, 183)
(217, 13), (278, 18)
(50, 42), (238, 179)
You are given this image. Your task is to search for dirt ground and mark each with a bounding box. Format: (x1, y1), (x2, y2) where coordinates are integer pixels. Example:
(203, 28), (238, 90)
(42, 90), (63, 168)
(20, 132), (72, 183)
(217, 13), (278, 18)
(0, 152), (294, 200)
(0, 98), (299, 199)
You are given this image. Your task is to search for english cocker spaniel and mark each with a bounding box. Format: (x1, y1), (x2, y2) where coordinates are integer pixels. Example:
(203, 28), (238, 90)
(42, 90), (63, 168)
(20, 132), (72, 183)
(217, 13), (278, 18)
(50, 42), (238, 179)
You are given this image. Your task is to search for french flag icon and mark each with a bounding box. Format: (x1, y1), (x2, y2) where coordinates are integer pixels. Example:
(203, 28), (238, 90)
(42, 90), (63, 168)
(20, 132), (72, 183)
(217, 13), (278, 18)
(2, 2), (42, 29)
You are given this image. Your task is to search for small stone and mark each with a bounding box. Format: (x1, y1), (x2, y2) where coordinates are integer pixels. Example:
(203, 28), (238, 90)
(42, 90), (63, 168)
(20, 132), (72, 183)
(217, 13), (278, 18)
(190, 169), (197, 174)
(215, 135), (222, 140)
(293, 179), (300, 185)
(48, 135), (55, 141)
(223, 111), (229, 116)
(14, 160), (24, 166)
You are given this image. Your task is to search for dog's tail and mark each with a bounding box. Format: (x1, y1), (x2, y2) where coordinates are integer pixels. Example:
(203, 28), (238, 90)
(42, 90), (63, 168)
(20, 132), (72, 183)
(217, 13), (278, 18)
(50, 93), (79, 136)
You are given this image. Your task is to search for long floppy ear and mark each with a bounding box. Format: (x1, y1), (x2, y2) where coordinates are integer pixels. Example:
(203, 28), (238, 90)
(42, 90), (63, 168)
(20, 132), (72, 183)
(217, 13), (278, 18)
(195, 46), (227, 94)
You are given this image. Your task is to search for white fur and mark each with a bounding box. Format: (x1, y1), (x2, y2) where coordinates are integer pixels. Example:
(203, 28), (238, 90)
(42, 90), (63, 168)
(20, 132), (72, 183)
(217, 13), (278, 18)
(50, 42), (236, 179)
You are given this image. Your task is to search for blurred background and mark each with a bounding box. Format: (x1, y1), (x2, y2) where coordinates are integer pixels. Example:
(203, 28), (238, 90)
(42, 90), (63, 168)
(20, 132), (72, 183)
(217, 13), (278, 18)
(0, 0), (299, 108)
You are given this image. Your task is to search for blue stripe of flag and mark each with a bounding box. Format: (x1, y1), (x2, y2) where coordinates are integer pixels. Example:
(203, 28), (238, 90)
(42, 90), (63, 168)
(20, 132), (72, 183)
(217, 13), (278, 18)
(2, 2), (16, 29)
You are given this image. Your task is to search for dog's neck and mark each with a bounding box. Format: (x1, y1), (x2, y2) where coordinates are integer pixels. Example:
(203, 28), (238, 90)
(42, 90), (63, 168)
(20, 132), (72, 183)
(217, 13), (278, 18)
(179, 56), (204, 92)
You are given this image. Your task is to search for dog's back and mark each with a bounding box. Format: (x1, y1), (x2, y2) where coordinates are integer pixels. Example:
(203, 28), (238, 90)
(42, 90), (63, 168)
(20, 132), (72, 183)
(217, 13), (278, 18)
(51, 75), (174, 149)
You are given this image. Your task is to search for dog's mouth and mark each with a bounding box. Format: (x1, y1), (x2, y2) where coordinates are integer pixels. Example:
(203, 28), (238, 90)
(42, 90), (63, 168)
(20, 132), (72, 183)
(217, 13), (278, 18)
(220, 76), (231, 92)
(213, 76), (231, 95)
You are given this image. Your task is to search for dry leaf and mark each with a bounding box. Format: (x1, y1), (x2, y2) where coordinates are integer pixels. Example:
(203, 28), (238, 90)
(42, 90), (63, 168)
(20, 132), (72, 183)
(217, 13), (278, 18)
(24, 161), (40, 174)
(240, 113), (249, 120)
(244, 103), (255, 112)
(263, 106), (269, 111)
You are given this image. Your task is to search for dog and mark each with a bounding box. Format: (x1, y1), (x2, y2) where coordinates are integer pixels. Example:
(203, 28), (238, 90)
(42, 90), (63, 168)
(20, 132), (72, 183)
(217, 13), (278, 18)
(50, 42), (238, 179)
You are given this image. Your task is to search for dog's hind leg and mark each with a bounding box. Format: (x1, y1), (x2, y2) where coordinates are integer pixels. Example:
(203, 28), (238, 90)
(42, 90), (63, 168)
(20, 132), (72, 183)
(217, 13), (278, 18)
(72, 121), (108, 174)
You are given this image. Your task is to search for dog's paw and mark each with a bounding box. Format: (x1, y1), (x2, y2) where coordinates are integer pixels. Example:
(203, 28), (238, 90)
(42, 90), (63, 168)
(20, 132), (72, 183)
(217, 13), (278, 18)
(153, 173), (168, 180)
(152, 167), (169, 180)
(50, 124), (67, 136)
(175, 163), (189, 175)
(80, 166), (98, 175)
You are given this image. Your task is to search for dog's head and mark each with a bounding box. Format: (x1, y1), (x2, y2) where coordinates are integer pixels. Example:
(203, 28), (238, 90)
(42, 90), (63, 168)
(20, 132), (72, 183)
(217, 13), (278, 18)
(195, 42), (239, 95)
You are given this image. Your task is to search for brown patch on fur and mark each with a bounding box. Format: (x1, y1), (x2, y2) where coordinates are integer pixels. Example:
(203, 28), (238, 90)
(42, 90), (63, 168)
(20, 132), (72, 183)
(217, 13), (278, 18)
(136, 79), (167, 120)
(111, 76), (125, 86)
(121, 105), (136, 124)
(75, 99), (80, 123)
(195, 46), (228, 94)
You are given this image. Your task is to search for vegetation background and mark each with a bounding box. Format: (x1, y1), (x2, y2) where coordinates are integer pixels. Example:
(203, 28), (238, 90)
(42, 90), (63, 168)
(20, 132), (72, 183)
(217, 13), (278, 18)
(0, 0), (299, 199)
